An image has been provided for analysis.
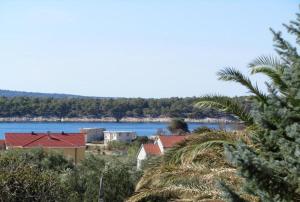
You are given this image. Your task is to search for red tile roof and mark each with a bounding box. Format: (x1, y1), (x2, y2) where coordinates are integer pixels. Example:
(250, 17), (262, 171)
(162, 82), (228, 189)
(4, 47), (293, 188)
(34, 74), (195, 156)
(5, 133), (85, 148)
(143, 144), (161, 155)
(0, 140), (5, 147)
(158, 135), (186, 148)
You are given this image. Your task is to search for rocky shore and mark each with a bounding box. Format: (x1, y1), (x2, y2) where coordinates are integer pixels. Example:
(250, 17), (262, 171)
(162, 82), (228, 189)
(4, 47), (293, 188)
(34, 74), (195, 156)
(0, 116), (236, 123)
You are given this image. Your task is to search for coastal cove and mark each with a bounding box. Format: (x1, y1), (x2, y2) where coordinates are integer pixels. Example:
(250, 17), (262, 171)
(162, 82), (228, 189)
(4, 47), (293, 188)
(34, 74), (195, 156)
(0, 122), (235, 139)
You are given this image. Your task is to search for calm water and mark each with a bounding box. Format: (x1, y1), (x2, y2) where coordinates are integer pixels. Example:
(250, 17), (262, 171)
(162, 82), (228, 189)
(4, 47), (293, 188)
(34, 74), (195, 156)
(0, 122), (234, 139)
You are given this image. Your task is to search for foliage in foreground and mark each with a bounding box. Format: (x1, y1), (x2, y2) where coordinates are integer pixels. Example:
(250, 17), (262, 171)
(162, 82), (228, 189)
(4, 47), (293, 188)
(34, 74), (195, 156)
(222, 11), (300, 202)
(0, 149), (141, 202)
(0, 149), (76, 201)
(69, 154), (141, 202)
(127, 131), (257, 202)
(196, 8), (300, 202)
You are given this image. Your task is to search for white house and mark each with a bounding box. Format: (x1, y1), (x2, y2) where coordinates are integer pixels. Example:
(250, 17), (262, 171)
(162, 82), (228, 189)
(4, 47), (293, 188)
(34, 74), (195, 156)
(154, 135), (186, 154)
(104, 131), (137, 145)
(80, 128), (106, 143)
(137, 135), (186, 169)
(137, 143), (161, 169)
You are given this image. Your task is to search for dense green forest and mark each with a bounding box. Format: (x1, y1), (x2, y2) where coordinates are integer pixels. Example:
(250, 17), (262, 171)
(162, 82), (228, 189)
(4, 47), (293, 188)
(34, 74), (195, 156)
(0, 96), (248, 120)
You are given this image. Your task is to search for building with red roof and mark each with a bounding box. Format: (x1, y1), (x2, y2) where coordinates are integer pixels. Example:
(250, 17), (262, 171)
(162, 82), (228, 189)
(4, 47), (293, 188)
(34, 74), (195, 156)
(137, 135), (187, 169)
(156, 135), (186, 151)
(5, 132), (85, 164)
(143, 143), (161, 155)
(0, 140), (5, 150)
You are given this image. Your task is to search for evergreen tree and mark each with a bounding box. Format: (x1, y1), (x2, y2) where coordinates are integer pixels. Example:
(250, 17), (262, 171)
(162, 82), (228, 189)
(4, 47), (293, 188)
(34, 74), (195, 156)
(223, 9), (300, 202)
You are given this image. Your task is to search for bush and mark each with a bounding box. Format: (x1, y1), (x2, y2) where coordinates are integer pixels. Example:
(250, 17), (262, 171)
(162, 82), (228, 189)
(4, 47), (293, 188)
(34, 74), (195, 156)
(0, 149), (77, 202)
(192, 126), (213, 134)
(167, 118), (190, 135)
(107, 140), (129, 151)
(0, 148), (142, 201)
(70, 154), (141, 202)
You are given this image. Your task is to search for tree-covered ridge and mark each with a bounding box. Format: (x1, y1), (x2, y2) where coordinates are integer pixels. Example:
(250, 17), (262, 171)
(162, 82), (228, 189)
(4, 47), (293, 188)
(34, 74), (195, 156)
(0, 96), (248, 120)
(0, 89), (87, 99)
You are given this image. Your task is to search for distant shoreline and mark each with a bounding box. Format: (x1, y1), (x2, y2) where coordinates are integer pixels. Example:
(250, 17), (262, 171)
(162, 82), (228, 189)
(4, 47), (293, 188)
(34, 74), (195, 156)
(0, 117), (236, 123)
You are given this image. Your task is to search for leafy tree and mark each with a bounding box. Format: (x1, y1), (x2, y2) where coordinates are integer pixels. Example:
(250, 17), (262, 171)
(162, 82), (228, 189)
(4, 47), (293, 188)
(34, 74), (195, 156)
(0, 149), (78, 202)
(104, 164), (136, 202)
(0, 164), (73, 202)
(1, 148), (74, 172)
(71, 154), (140, 202)
(0, 148), (141, 202)
(167, 118), (190, 135)
(108, 104), (127, 122)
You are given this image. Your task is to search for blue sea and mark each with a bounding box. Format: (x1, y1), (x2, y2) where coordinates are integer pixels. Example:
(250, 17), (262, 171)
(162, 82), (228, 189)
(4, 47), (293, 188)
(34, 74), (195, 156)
(0, 122), (234, 139)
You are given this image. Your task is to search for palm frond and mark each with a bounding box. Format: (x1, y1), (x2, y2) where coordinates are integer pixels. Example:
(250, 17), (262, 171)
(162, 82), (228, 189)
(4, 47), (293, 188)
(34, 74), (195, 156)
(248, 55), (283, 70)
(249, 55), (288, 95)
(163, 132), (236, 166)
(129, 132), (251, 202)
(130, 166), (239, 201)
(195, 95), (253, 125)
(127, 186), (203, 202)
(217, 67), (268, 103)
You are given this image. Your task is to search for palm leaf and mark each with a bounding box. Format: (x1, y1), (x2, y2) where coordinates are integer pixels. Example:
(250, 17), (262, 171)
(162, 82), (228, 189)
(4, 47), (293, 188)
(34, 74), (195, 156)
(248, 55), (283, 70)
(127, 186), (203, 202)
(195, 95), (253, 125)
(217, 67), (268, 103)
(249, 55), (288, 95)
(128, 132), (251, 202)
(163, 132), (237, 166)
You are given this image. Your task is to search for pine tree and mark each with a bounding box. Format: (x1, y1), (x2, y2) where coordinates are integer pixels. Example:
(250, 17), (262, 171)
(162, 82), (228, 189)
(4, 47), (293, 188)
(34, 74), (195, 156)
(223, 8), (300, 202)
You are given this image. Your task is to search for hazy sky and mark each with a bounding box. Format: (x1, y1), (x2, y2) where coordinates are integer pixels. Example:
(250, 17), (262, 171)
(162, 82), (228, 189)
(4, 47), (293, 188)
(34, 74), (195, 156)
(0, 0), (298, 98)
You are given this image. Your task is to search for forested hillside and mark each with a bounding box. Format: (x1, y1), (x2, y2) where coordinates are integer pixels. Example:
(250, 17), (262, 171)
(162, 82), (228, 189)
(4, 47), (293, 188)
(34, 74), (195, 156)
(0, 89), (89, 99)
(0, 96), (249, 120)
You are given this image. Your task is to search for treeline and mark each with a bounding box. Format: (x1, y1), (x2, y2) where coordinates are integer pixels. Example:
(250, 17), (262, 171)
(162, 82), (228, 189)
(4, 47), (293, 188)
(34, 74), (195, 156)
(0, 96), (249, 120)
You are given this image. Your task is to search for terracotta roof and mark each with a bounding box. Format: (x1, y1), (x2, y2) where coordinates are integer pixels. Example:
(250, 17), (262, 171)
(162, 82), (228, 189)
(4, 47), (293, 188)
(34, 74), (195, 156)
(143, 144), (161, 155)
(158, 135), (186, 148)
(0, 140), (5, 146)
(5, 133), (85, 148)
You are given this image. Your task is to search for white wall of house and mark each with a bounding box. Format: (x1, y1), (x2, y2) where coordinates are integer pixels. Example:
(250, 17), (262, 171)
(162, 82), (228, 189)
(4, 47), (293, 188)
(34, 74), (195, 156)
(136, 145), (147, 169)
(104, 131), (136, 145)
(80, 128), (106, 143)
(155, 138), (165, 154)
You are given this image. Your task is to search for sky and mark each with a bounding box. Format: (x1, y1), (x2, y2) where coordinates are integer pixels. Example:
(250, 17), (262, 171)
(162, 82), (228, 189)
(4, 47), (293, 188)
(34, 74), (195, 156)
(0, 0), (298, 98)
